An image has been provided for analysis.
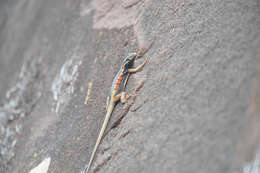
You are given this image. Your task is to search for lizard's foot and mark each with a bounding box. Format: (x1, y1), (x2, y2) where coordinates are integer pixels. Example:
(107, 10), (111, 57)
(120, 92), (135, 104)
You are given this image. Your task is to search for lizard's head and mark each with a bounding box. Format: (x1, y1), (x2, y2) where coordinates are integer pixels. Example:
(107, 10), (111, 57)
(123, 53), (136, 68)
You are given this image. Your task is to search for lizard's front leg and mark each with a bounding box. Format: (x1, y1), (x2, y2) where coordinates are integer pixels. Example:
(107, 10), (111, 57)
(113, 92), (132, 104)
(128, 59), (147, 73)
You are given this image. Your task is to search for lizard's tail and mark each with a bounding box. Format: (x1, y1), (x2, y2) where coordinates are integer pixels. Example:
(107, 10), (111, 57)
(84, 102), (115, 173)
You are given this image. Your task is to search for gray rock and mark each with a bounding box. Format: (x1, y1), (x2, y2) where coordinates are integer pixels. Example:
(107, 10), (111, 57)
(0, 0), (260, 173)
(0, 109), (8, 127)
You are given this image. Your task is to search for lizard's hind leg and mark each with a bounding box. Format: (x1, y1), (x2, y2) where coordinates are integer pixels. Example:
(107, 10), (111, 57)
(120, 92), (133, 103)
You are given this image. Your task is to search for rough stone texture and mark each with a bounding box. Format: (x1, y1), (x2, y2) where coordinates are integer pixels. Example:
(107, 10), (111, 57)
(0, 0), (260, 173)
(230, 64), (260, 173)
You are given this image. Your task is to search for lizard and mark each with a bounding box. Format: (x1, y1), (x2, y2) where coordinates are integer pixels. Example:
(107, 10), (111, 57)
(84, 53), (147, 173)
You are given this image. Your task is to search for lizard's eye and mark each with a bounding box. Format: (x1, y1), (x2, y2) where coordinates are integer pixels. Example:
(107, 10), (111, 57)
(124, 60), (134, 69)
(123, 60), (130, 67)
(123, 58), (130, 63)
(122, 53), (136, 68)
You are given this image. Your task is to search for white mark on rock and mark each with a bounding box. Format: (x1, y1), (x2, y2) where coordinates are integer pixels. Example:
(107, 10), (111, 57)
(0, 54), (44, 163)
(29, 157), (51, 173)
(51, 57), (82, 114)
(243, 151), (260, 173)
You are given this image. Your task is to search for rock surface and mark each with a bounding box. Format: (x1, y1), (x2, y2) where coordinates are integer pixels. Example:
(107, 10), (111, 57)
(0, 0), (260, 173)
